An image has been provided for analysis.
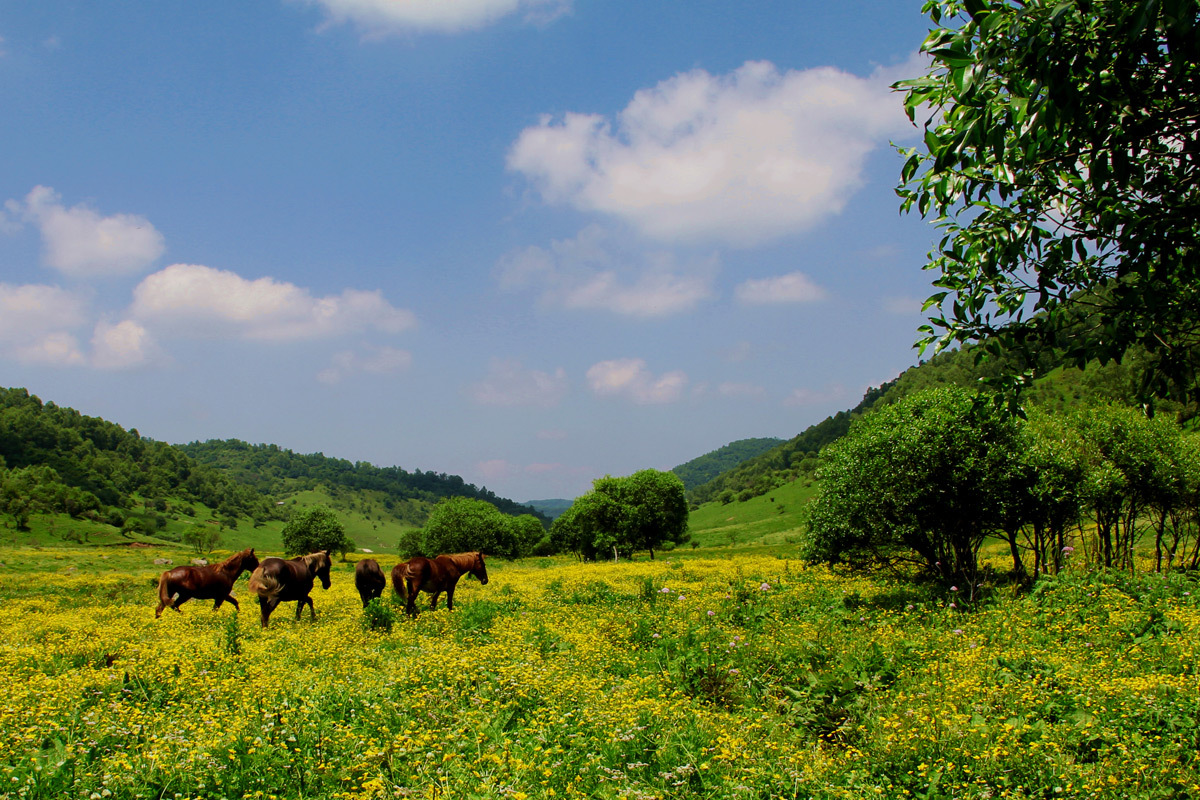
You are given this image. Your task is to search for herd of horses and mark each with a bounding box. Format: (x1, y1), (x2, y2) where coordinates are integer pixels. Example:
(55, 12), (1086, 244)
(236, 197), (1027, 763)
(154, 547), (489, 628)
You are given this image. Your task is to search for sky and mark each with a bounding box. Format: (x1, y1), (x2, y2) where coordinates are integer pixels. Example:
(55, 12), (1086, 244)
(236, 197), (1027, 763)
(0, 1), (943, 503)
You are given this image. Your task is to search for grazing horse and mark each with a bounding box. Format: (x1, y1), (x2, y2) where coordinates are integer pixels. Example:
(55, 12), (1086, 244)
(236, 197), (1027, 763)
(354, 558), (386, 608)
(248, 551), (332, 629)
(155, 547), (259, 618)
(392, 551), (488, 616)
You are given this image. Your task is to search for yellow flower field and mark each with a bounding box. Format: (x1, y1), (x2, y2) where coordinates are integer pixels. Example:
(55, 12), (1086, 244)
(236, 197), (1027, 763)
(0, 549), (1197, 799)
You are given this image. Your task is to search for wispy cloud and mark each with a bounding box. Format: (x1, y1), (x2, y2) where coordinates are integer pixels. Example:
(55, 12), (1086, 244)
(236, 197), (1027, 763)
(734, 271), (827, 305)
(497, 224), (715, 317)
(305, 0), (570, 35)
(509, 60), (911, 246)
(317, 345), (413, 384)
(586, 358), (687, 404)
(468, 358), (569, 408)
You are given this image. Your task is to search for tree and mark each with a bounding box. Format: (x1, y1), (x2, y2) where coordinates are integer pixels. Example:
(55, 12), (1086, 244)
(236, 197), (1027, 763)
(421, 497), (518, 558)
(803, 386), (1021, 584)
(552, 469), (689, 560)
(897, 0), (1200, 404)
(281, 506), (354, 559)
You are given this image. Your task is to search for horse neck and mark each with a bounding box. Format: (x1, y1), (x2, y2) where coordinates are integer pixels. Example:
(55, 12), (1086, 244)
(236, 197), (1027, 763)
(218, 551), (247, 576)
(447, 553), (476, 576)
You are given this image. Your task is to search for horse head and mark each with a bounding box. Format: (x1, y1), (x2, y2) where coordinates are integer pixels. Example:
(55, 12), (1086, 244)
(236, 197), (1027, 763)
(312, 550), (333, 590)
(471, 551), (489, 585)
(241, 548), (260, 574)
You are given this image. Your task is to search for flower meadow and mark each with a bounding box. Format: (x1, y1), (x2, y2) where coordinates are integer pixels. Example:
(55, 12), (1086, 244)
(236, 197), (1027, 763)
(1, 549), (1198, 800)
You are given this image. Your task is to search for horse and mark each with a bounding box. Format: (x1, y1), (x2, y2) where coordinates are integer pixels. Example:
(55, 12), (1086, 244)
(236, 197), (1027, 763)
(391, 551), (488, 616)
(247, 551), (333, 629)
(155, 547), (259, 618)
(354, 558), (386, 608)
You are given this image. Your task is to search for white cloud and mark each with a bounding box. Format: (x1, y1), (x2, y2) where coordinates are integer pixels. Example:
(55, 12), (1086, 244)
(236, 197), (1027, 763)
(883, 295), (922, 315)
(509, 59), (912, 246)
(91, 320), (163, 370)
(130, 263), (417, 341)
(317, 345), (413, 384)
(13, 186), (165, 277)
(497, 224), (715, 317)
(468, 358), (568, 408)
(0, 283), (89, 366)
(586, 358), (687, 404)
(306, 0), (569, 34)
(735, 271), (827, 305)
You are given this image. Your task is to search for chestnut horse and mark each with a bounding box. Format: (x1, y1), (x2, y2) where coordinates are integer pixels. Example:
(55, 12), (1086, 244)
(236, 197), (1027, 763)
(392, 551), (488, 616)
(155, 547), (259, 618)
(248, 551), (332, 628)
(354, 558), (386, 608)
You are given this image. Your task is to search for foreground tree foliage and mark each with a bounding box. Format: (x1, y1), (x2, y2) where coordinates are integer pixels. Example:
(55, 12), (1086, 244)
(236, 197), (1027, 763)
(805, 388), (1200, 584)
(897, 0), (1200, 403)
(418, 496), (544, 559)
(804, 387), (1021, 583)
(552, 469), (689, 560)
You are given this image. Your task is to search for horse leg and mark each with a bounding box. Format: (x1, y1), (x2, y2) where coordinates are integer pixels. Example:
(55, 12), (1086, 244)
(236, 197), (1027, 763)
(405, 579), (420, 616)
(260, 597), (279, 629)
(215, 595), (239, 612)
(430, 591), (441, 611)
(445, 587), (456, 611)
(226, 595), (240, 612)
(171, 594), (189, 612)
(307, 597), (317, 621)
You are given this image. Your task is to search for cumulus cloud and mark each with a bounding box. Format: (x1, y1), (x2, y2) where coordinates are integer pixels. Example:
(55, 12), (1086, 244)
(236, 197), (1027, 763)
(509, 59), (912, 246)
(497, 224), (715, 317)
(468, 358), (568, 408)
(317, 345), (413, 384)
(9, 186), (165, 277)
(734, 271), (827, 305)
(0, 283), (89, 366)
(91, 320), (163, 370)
(130, 263), (416, 341)
(586, 358), (687, 404)
(306, 0), (569, 34)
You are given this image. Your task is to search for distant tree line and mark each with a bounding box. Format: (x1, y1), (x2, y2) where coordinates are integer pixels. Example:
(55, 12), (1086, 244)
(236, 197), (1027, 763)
(670, 438), (782, 492)
(804, 386), (1200, 587)
(181, 439), (547, 523)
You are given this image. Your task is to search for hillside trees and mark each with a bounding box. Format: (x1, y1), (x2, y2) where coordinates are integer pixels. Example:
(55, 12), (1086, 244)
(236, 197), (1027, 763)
(804, 387), (1021, 582)
(281, 506), (354, 559)
(420, 497), (522, 558)
(897, 0), (1200, 403)
(805, 388), (1200, 582)
(552, 469), (689, 560)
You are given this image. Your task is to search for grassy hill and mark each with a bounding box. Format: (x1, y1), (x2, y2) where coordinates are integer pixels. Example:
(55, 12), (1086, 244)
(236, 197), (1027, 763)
(670, 437), (783, 490)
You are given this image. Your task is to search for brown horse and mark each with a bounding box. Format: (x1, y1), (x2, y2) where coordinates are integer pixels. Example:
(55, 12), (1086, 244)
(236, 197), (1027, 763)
(155, 547), (259, 618)
(354, 558), (386, 608)
(248, 551), (332, 628)
(392, 551), (488, 616)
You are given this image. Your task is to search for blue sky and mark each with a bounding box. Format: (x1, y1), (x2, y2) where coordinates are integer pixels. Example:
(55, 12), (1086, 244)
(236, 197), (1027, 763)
(1, 1), (941, 502)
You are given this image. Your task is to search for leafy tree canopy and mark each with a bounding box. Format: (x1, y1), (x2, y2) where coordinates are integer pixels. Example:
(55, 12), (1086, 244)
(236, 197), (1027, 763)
(552, 469), (688, 560)
(281, 506), (354, 558)
(421, 497), (521, 558)
(897, 0), (1200, 404)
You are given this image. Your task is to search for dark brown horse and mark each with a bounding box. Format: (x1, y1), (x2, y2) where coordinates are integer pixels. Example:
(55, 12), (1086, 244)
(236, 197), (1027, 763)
(248, 551), (332, 628)
(354, 558), (386, 608)
(155, 547), (259, 618)
(392, 551), (488, 616)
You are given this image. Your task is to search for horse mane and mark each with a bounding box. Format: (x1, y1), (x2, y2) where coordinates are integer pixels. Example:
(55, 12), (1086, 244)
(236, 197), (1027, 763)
(217, 547), (254, 573)
(299, 551), (329, 573)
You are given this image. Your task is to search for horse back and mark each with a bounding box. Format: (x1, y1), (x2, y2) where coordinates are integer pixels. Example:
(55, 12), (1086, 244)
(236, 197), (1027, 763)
(356, 559), (386, 591)
(163, 563), (231, 597)
(251, 557), (314, 601)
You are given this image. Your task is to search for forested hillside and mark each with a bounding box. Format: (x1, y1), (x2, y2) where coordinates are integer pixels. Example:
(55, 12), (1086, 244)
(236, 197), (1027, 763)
(692, 342), (1200, 507)
(0, 387), (546, 545)
(670, 437), (782, 490)
(0, 387), (272, 536)
(179, 439), (546, 524)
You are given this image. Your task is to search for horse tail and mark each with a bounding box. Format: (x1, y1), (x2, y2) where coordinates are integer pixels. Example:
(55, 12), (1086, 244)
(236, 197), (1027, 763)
(391, 562), (409, 601)
(155, 571), (174, 616)
(248, 566), (280, 601)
